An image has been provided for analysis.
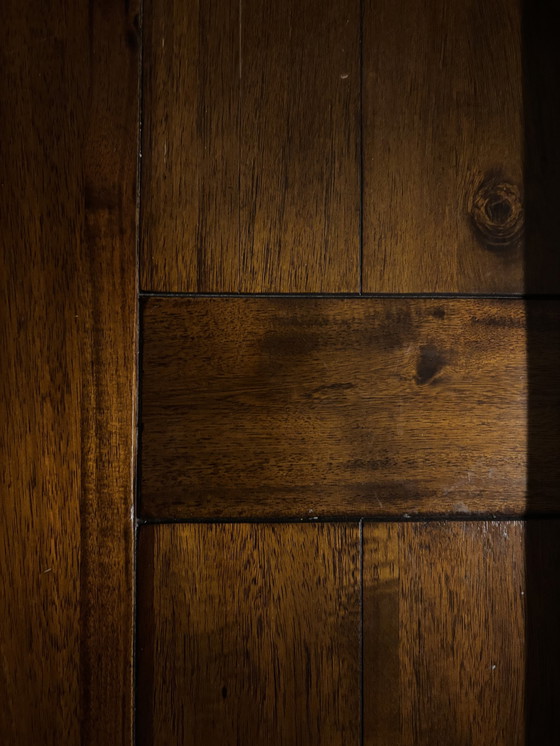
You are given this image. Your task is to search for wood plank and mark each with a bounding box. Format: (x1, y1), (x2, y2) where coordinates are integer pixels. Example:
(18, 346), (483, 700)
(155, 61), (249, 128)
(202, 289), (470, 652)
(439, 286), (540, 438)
(362, 523), (400, 742)
(238, 0), (360, 292)
(141, 0), (240, 292)
(363, 521), (526, 745)
(363, 0), (525, 293)
(137, 523), (360, 746)
(140, 297), (560, 519)
(140, 0), (360, 293)
(0, 2), (138, 743)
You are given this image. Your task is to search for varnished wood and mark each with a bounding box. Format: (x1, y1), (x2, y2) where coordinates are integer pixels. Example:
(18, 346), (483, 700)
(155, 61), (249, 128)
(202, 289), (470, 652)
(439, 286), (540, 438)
(363, 0), (525, 293)
(140, 297), (560, 518)
(238, 0), (360, 292)
(141, 0), (240, 291)
(362, 523), (400, 742)
(141, 0), (360, 293)
(363, 521), (526, 745)
(137, 523), (360, 745)
(0, 2), (138, 743)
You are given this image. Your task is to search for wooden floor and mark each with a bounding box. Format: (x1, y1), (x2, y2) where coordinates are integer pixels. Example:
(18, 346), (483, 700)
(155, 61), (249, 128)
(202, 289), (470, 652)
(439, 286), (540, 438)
(3, 0), (560, 744)
(138, 521), (532, 746)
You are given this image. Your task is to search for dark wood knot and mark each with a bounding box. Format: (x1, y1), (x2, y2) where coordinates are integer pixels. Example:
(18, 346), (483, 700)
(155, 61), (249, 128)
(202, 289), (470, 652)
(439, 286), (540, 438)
(470, 175), (524, 252)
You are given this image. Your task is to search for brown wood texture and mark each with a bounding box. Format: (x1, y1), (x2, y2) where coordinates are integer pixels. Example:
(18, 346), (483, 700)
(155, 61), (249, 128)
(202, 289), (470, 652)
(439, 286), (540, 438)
(140, 0), (360, 293)
(137, 523), (360, 746)
(363, 0), (525, 293)
(140, 297), (560, 519)
(363, 521), (526, 745)
(0, 2), (138, 743)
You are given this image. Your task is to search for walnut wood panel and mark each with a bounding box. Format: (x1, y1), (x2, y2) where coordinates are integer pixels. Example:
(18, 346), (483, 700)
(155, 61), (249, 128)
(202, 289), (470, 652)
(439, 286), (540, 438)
(363, 0), (525, 293)
(140, 297), (560, 518)
(137, 523), (360, 746)
(0, 2), (138, 743)
(363, 521), (526, 745)
(237, 0), (360, 292)
(141, 0), (360, 293)
(141, 0), (239, 292)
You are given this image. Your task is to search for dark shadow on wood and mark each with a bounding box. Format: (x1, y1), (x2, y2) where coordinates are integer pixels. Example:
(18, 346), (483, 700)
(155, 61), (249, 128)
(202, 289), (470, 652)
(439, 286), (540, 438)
(523, 1), (560, 741)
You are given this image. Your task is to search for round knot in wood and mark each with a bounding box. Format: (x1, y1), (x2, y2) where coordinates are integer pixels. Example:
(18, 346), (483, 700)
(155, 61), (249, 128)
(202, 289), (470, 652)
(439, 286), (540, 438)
(470, 176), (524, 252)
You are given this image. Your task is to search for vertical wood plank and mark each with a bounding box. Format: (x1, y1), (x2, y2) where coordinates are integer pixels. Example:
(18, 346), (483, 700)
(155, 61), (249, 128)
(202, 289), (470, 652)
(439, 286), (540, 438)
(238, 0), (360, 292)
(363, 522), (526, 745)
(363, 523), (400, 745)
(363, 0), (524, 293)
(79, 3), (139, 742)
(141, 0), (240, 292)
(140, 0), (360, 293)
(137, 523), (361, 745)
(0, 1), (138, 743)
(523, 0), (560, 291)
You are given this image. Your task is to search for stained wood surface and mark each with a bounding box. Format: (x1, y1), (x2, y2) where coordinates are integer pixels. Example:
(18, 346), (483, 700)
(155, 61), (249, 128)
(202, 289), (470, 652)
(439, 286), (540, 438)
(0, 2), (138, 743)
(139, 297), (560, 519)
(363, 521), (526, 745)
(141, 0), (360, 293)
(137, 523), (360, 746)
(363, 0), (525, 293)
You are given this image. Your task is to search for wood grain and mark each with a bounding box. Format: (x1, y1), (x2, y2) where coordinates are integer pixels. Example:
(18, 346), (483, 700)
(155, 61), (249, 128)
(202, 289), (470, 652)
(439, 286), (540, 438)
(362, 523), (400, 742)
(137, 523), (360, 746)
(141, 0), (240, 292)
(140, 0), (360, 293)
(238, 0), (360, 292)
(363, 0), (525, 293)
(140, 297), (560, 518)
(363, 521), (526, 745)
(0, 2), (138, 743)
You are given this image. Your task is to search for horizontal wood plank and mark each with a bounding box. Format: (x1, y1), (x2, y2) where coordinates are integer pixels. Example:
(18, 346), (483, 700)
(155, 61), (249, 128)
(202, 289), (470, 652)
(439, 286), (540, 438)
(137, 523), (360, 746)
(141, 0), (360, 293)
(363, 521), (527, 745)
(140, 297), (559, 518)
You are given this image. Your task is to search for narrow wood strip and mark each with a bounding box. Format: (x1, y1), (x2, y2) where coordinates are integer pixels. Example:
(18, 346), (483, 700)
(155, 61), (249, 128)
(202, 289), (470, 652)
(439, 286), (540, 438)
(141, 0), (240, 292)
(362, 523), (400, 745)
(238, 0), (360, 292)
(0, 2), (138, 742)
